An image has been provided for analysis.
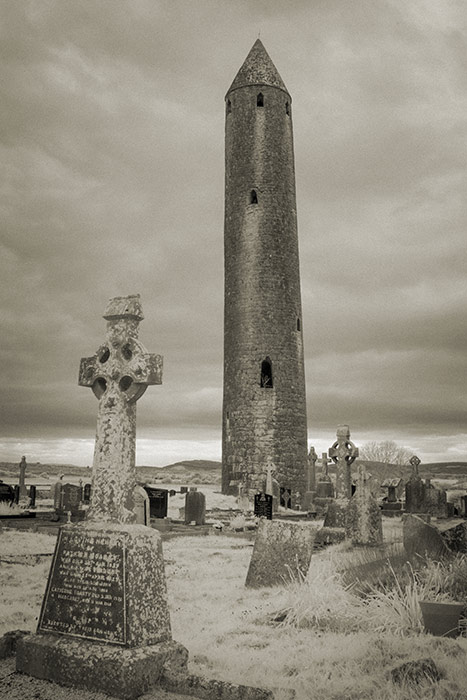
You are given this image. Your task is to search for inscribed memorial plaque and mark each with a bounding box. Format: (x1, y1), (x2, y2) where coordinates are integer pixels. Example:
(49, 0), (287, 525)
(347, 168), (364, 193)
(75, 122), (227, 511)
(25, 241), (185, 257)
(38, 528), (126, 645)
(61, 483), (82, 513)
(254, 492), (273, 520)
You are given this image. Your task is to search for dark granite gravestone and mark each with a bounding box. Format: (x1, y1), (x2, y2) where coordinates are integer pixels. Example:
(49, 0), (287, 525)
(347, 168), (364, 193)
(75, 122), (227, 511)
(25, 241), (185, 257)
(143, 487), (168, 519)
(254, 492), (273, 520)
(38, 527), (127, 644)
(29, 485), (36, 507)
(61, 483), (82, 514)
(280, 487), (291, 509)
(83, 483), (91, 504)
(180, 486), (188, 494)
(184, 489), (206, 525)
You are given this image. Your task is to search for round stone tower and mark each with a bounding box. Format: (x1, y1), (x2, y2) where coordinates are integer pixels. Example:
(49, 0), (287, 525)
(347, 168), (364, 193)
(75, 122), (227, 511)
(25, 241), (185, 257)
(222, 40), (308, 505)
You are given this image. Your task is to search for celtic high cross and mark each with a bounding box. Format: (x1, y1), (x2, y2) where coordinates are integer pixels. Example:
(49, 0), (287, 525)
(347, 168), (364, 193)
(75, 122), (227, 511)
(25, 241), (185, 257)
(328, 424), (359, 499)
(79, 295), (162, 523)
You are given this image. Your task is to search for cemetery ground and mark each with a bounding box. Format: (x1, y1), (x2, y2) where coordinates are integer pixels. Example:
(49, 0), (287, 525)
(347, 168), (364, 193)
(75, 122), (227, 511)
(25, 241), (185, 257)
(2, 514), (467, 700)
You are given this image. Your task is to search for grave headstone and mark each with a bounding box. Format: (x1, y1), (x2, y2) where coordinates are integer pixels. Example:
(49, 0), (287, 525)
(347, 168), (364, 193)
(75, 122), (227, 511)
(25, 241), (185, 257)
(143, 487), (169, 519)
(405, 457), (448, 518)
(53, 475), (64, 511)
(16, 295), (187, 699)
(180, 486), (188, 494)
(245, 519), (316, 588)
(18, 456), (27, 498)
(280, 487), (291, 509)
(345, 465), (383, 546)
(237, 484), (251, 512)
(302, 446), (318, 511)
(328, 425), (359, 500)
(61, 483), (82, 514)
(315, 453), (335, 499)
(83, 483), (92, 504)
(133, 485), (150, 525)
(405, 455), (426, 513)
(13, 485), (20, 505)
(403, 514), (450, 561)
(184, 488), (206, 525)
(254, 492), (273, 520)
(263, 464), (279, 513)
(29, 485), (36, 508)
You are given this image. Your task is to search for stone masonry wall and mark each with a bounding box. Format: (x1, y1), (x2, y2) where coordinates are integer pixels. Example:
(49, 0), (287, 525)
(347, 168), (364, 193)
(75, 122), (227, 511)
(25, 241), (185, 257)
(222, 81), (308, 503)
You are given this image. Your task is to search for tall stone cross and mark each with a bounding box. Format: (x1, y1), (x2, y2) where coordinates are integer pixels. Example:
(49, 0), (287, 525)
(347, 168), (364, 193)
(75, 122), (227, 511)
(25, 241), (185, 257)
(79, 295), (162, 524)
(307, 446), (318, 492)
(328, 424), (359, 499)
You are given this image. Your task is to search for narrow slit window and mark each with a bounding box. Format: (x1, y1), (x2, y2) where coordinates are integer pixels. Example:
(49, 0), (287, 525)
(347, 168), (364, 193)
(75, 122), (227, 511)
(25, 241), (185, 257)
(257, 93), (264, 107)
(297, 317), (301, 331)
(226, 99), (232, 114)
(286, 101), (290, 115)
(250, 190), (258, 204)
(260, 358), (273, 388)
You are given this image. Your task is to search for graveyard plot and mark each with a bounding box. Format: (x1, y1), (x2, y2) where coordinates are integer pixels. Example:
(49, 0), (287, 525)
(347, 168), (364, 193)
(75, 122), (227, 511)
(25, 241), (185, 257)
(3, 528), (467, 699)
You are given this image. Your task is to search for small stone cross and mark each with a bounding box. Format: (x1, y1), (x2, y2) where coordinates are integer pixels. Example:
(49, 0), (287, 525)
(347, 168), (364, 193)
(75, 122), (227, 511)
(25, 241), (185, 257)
(321, 452), (330, 477)
(79, 295), (162, 524)
(307, 446), (318, 492)
(328, 424), (359, 499)
(264, 463), (275, 496)
(409, 455), (421, 476)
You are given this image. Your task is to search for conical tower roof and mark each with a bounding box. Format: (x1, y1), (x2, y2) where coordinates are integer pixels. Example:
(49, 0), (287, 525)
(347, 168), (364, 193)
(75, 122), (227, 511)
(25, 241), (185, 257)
(226, 39), (289, 96)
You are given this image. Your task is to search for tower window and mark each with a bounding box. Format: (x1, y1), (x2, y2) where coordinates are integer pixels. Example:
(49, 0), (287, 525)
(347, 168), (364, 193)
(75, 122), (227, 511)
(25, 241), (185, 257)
(296, 317), (301, 331)
(250, 190), (258, 204)
(286, 101), (290, 115)
(226, 99), (232, 114)
(260, 358), (273, 388)
(256, 93), (264, 107)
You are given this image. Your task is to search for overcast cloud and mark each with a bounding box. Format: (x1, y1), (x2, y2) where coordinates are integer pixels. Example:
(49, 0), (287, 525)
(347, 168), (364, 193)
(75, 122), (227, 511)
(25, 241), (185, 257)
(1, 0), (466, 466)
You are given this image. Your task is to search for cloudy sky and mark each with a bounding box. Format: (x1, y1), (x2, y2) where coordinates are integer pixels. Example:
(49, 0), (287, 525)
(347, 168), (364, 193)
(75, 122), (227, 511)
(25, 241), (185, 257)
(1, 0), (466, 467)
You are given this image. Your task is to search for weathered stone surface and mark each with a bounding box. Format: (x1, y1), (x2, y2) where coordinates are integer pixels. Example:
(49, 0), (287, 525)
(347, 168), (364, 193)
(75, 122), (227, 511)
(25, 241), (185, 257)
(345, 466), (383, 546)
(323, 499), (348, 528)
(390, 657), (440, 686)
(133, 485), (149, 525)
(222, 41), (308, 505)
(432, 519), (467, 553)
(403, 514), (450, 561)
(245, 519), (316, 588)
(78, 294), (162, 524)
(162, 669), (274, 700)
(16, 633), (188, 700)
(314, 527), (346, 548)
(37, 522), (171, 647)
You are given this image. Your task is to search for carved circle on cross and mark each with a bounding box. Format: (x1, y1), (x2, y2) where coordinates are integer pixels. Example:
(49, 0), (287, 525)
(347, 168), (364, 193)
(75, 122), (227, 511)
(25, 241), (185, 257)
(89, 339), (148, 404)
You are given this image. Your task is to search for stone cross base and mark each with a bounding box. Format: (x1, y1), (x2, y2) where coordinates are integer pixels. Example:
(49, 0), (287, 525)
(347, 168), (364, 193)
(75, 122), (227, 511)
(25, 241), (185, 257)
(16, 635), (188, 700)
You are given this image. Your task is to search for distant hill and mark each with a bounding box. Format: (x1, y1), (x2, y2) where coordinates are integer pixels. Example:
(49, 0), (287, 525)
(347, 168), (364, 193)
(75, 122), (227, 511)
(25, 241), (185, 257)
(0, 460), (222, 486)
(138, 460), (221, 485)
(344, 460), (467, 486)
